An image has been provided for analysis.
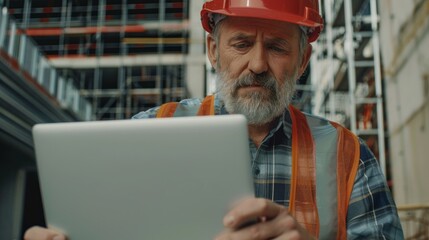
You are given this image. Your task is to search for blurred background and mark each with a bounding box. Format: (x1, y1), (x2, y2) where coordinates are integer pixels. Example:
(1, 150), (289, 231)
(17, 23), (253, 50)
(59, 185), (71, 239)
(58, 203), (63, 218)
(0, 0), (428, 239)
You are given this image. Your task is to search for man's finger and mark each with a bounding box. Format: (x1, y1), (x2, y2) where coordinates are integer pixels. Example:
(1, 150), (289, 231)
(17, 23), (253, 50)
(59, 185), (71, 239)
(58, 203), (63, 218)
(223, 198), (286, 229)
(217, 214), (292, 240)
(23, 226), (66, 240)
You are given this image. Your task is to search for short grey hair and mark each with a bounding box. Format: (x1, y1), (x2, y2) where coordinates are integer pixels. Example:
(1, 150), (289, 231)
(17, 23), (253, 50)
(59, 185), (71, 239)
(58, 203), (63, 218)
(210, 13), (309, 60)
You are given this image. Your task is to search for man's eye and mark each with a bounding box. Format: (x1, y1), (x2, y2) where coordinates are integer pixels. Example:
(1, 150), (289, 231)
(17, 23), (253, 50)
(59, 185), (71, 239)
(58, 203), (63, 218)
(233, 42), (250, 50)
(269, 46), (286, 53)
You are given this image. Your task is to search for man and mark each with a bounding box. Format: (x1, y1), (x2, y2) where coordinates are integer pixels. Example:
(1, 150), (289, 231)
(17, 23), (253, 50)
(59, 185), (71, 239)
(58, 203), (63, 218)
(25, 0), (404, 239)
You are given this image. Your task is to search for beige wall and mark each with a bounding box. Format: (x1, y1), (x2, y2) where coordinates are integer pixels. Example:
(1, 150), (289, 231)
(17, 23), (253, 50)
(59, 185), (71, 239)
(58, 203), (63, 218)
(380, 0), (429, 205)
(389, 103), (429, 203)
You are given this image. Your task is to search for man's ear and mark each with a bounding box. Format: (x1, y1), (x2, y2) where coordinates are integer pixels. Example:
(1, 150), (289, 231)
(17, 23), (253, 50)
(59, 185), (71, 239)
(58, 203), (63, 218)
(298, 43), (312, 77)
(207, 34), (218, 70)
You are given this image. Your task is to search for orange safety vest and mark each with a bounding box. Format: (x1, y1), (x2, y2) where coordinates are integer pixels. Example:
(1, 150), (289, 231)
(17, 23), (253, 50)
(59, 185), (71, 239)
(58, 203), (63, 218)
(156, 95), (360, 239)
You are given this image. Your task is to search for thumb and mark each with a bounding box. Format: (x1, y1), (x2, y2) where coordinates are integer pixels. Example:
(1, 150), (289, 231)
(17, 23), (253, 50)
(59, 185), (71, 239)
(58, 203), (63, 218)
(24, 226), (67, 240)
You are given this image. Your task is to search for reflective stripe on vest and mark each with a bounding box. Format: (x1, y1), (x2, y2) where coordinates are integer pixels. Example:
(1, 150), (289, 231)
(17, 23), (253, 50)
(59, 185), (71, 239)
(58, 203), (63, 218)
(157, 95), (360, 239)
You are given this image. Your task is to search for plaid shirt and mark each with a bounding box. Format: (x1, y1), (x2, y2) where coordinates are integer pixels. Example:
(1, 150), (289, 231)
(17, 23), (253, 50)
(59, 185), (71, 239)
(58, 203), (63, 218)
(133, 96), (404, 239)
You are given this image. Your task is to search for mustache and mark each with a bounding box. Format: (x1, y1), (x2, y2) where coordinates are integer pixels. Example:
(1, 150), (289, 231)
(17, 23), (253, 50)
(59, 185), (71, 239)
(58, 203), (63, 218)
(233, 73), (277, 92)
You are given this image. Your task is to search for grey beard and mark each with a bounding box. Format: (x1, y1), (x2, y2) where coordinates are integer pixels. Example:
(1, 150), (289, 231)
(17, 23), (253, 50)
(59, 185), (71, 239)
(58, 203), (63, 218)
(216, 71), (297, 125)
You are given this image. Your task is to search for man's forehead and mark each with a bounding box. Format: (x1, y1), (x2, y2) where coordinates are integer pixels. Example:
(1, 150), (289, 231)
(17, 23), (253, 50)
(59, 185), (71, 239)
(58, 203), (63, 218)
(228, 32), (291, 45)
(219, 17), (300, 39)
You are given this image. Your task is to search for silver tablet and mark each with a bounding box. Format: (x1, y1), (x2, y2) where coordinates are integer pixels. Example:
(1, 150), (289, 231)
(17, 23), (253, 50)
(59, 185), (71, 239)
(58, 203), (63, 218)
(33, 115), (254, 239)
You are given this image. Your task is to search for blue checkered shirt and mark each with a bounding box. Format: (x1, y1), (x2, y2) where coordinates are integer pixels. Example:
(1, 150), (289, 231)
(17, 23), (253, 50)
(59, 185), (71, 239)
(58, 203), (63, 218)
(132, 97), (404, 239)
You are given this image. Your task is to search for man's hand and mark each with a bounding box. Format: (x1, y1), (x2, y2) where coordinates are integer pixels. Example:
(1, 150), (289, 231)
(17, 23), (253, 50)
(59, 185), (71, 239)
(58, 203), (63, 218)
(24, 226), (67, 240)
(215, 197), (315, 240)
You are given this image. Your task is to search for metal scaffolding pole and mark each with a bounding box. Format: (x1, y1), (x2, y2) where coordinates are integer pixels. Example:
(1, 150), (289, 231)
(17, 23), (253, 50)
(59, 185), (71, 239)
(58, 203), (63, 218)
(59, 0), (67, 56)
(117, 0), (128, 119)
(324, 0), (336, 120)
(344, 0), (358, 134)
(156, 0), (166, 106)
(94, 0), (105, 119)
(370, 0), (386, 175)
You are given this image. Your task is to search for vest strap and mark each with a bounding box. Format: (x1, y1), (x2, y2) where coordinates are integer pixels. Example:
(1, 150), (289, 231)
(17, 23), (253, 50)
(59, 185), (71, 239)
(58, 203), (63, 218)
(330, 122), (360, 240)
(156, 102), (179, 118)
(157, 95), (215, 118)
(197, 95), (215, 116)
(288, 105), (320, 238)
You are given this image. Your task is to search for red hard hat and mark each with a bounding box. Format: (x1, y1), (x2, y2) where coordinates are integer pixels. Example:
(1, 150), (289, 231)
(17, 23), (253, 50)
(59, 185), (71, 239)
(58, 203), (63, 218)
(201, 0), (324, 42)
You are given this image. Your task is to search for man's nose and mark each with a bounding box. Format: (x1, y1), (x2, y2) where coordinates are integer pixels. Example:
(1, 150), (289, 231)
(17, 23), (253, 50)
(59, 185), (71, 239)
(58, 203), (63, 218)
(248, 44), (268, 75)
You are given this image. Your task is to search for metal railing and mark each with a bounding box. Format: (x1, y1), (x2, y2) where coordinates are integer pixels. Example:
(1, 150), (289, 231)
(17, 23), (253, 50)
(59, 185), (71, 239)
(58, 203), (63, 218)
(0, 6), (93, 120)
(398, 204), (429, 239)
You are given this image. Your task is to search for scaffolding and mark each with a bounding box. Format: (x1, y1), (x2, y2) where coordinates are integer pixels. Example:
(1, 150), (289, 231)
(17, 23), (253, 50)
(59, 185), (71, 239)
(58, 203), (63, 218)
(3, 0), (203, 120)
(313, 0), (387, 175)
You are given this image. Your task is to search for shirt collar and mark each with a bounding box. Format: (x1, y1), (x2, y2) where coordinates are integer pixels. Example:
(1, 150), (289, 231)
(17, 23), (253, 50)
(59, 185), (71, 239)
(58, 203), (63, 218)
(266, 108), (292, 141)
(281, 107), (293, 139)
